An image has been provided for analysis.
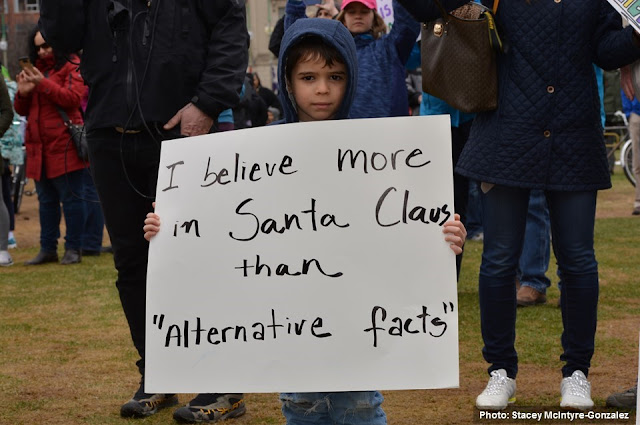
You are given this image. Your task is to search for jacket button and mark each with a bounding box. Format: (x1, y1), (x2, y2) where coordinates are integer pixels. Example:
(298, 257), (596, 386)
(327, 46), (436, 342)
(547, 86), (555, 94)
(544, 130), (551, 138)
(554, 0), (561, 3)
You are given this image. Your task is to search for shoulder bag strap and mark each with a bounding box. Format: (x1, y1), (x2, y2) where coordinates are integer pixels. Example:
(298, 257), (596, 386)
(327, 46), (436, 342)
(430, 0), (449, 20)
(493, 0), (499, 14)
(54, 105), (72, 125)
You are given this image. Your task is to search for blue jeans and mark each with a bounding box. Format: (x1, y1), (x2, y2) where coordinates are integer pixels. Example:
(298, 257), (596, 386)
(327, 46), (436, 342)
(82, 168), (105, 251)
(34, 169), (86, 252)
(280, 392), (386, 425)
(478, 185), (598, 379)
(518, 190), (551, 293)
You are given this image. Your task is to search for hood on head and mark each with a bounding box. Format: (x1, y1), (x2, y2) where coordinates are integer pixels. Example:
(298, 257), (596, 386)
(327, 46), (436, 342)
(277, 18), (358, 123)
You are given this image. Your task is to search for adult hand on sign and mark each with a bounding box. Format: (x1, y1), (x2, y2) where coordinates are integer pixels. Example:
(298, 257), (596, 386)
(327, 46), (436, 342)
(164, 103), (214, 137)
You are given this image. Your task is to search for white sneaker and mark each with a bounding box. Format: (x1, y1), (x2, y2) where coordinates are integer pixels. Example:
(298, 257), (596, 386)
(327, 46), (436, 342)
(0, 250), (13, 266)
(476, 369), (516, 410)
(560, 370), (594, 410)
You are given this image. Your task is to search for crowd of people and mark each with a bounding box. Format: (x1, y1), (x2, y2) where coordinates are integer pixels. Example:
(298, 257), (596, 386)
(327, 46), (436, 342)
(0, 0), (634, 423)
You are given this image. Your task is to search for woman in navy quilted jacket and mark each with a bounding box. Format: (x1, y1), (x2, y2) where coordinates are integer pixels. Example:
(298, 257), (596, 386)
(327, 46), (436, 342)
(399, 0), (640, 411)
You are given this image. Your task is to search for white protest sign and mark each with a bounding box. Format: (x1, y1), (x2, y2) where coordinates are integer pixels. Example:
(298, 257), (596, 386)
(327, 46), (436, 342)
(377, 0), (395, 28)
(145, 116), (458, 393)
(607, 0), (640, 33)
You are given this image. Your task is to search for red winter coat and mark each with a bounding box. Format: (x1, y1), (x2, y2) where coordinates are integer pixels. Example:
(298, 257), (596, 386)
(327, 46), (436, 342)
(14, 55), (87, 181)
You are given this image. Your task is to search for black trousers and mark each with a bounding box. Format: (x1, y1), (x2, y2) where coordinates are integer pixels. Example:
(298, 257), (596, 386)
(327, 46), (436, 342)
(87, 127), (168, 375)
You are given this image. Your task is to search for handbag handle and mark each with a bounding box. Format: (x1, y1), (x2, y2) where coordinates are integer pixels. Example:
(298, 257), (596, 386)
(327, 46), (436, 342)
(430, 0), (499, 20)
(428, 0), (503, 53)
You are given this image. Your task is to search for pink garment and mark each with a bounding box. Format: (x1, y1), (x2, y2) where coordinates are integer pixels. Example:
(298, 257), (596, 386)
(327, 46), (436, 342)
(341, 0), (377, 10)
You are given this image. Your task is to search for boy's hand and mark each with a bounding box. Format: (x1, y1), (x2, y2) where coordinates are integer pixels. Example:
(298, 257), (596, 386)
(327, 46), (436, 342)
(442, 213), (467, 255)
(144, 212), (161, 241)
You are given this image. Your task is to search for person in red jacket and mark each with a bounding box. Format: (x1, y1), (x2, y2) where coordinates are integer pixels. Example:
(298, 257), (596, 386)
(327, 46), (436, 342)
(14, 26), (87, 265)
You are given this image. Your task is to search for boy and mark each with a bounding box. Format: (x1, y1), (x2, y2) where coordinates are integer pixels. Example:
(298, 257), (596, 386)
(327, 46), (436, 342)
(145, 18), (466, 425)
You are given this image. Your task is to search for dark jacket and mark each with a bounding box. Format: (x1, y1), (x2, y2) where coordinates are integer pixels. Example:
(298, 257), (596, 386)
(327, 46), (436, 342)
(14, 56), (87, 181)
(400, 0), (640, 191)
(277, 19), (358, 124)
(285, 0), (419, 119)
(38, 0), (249, 132)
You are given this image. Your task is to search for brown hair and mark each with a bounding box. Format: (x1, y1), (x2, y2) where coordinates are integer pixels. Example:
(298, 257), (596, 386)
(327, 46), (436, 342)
(285, 35), (346, 84)
(336, 8), (388, 40)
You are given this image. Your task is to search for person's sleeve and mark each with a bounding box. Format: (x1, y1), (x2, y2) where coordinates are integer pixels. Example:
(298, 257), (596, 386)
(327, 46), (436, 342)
(592, 3), (640, 70)
(0, 79), (13, 137)
(269, 16), (285, 57)
(36, 63), (85, 110)
(38, 0), (85, 54)
(285, 0), (307, 32)
(270, 91), (283, 115)
(192, 0), (250, 120)
(396, 0), (468, 22)
(387, 0), (421, 65)
(13, 89), (31, 117)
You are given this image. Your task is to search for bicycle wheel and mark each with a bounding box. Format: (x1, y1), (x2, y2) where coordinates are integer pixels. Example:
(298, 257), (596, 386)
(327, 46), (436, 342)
(11, 163), (26, 213)
(621, 139), (636, 187)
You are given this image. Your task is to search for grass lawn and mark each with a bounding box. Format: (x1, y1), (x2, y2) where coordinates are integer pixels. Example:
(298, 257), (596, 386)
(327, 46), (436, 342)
(0, 172), (638, 424)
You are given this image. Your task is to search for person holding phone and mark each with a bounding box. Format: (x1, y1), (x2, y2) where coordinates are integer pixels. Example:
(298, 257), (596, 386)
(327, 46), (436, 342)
(14, 26), (87, 266)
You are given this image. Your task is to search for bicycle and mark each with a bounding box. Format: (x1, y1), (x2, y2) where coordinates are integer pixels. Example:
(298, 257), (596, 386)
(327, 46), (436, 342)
(604, 111), (635, 187)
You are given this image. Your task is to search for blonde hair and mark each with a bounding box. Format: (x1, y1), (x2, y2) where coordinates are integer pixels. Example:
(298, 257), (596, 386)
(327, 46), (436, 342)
(336, 7), (388, 40)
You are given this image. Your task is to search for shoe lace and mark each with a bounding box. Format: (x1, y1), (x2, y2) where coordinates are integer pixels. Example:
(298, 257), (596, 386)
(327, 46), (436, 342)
(484, 371), (511, 396)
(564, 374), (590, 398)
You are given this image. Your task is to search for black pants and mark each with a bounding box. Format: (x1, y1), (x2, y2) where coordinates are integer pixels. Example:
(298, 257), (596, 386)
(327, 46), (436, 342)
(87, 127), (169, 375)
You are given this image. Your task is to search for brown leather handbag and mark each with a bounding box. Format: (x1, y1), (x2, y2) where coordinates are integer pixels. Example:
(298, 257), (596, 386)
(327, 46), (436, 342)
(421, 0), (502, 114)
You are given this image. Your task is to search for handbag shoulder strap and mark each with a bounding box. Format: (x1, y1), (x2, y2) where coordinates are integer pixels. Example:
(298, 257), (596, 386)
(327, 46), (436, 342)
(430, 0), (448, 20)
(493, 0), (499, 14)
(54, 105), (72, 125)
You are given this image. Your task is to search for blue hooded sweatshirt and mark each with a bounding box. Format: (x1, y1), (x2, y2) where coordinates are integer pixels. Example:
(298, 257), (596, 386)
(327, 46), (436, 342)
(277, 18), (358, 124)
(285, 0), (419, 119)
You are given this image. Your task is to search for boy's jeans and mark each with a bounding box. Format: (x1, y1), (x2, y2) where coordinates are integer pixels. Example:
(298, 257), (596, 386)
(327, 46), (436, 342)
(280, 391), (386, 425)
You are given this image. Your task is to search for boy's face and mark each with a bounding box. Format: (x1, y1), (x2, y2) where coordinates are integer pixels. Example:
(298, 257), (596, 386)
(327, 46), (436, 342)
(289, 56), (347, 122)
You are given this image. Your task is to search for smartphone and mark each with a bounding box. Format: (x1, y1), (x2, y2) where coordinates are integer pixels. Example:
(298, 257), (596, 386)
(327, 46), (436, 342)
(18, 56), (34, 71)
(302, 0), (322, 5)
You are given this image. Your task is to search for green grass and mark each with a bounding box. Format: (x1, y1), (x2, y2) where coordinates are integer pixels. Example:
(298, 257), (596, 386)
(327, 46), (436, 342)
(1, 173), (639, 424)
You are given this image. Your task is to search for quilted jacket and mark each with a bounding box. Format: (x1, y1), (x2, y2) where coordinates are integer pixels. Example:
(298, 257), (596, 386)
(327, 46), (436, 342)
(455, 0), (640, 190)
